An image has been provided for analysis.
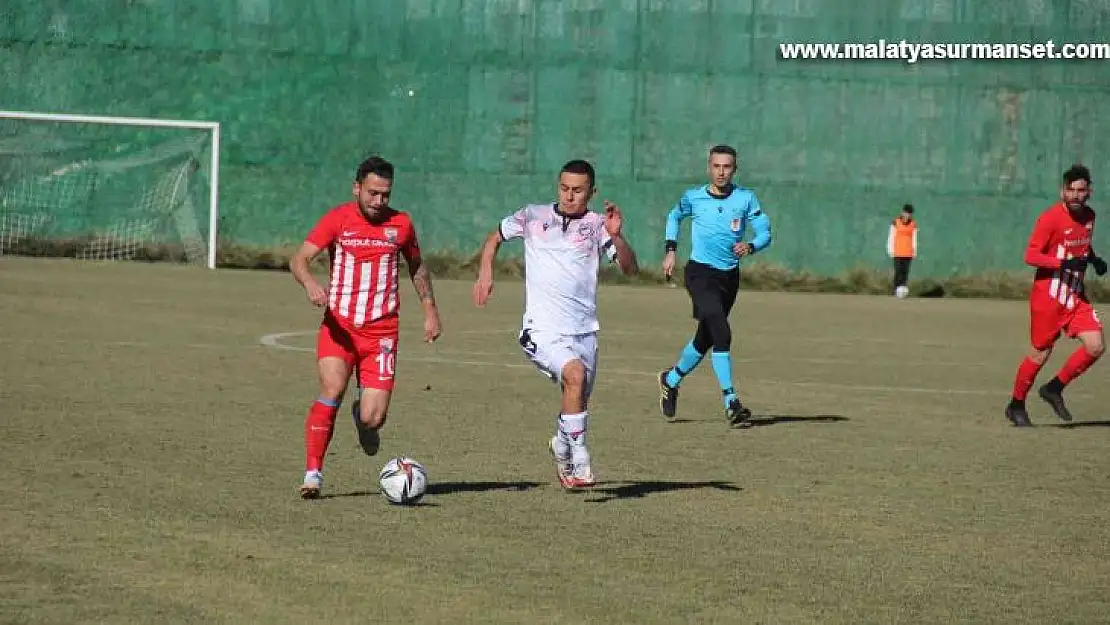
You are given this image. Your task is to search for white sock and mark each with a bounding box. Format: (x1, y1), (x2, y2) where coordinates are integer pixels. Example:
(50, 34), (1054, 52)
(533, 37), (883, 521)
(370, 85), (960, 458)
(551, 416), (571, 459)
(559, 412), (589, 466)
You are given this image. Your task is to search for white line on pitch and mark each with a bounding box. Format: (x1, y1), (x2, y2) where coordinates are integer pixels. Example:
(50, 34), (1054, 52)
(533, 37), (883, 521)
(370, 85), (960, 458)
(458, 328), (965, 348)
(255, 331), (1032, 398)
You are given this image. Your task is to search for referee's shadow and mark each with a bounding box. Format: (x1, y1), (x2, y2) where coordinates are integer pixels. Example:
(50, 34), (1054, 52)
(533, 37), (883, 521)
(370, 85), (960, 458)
(668, 414), (849, 426)
(746, 414), (850, 427)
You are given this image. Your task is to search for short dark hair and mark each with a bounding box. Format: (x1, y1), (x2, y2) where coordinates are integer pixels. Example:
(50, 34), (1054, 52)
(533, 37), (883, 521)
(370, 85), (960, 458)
(559, 159), (595, 188)
(902, 203), (914, 214)
(709, 145), (737, 159)
(355, 156), (394, 183)
(1063, 163), (1091, 186)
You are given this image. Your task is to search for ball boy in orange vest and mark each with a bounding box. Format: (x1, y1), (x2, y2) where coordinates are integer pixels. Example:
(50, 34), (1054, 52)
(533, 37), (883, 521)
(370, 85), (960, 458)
(887, 204), (917, 298)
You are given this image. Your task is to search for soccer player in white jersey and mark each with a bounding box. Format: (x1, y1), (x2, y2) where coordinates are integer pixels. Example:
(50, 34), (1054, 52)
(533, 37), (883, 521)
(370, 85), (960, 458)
(472, 160), (639, 489)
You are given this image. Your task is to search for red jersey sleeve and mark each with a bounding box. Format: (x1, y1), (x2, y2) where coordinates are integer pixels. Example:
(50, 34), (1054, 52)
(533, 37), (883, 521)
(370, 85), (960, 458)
(305, 209), (340, 249)
(400, 217), (422, 264)
(1024, 211), (1062, 270)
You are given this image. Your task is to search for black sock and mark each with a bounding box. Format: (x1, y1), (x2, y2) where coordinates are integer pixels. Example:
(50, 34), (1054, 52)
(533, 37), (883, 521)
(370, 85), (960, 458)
(1043, 377), (1065, 394)
(1009, 397), (1025, 408)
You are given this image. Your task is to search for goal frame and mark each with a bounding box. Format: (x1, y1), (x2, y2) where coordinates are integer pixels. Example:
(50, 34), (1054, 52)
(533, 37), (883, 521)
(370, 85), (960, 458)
(0, 109), (222, 269)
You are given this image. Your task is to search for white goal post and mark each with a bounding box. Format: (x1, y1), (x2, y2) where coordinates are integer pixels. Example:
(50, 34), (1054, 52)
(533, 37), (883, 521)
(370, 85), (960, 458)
(0, 109), (221, 269)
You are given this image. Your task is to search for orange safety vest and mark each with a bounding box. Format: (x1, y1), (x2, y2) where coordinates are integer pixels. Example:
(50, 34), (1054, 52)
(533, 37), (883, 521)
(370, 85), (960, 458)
(889, 218), (917, 258)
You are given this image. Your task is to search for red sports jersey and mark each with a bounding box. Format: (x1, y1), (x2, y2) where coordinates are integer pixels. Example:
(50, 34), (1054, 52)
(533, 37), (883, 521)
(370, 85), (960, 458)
(305, 202), (421, 332)
(1024, 201), (1096, 310)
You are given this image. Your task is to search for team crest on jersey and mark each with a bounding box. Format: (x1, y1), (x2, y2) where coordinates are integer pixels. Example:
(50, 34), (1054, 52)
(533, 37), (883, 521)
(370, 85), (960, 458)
(730, 218), (742, 232)
(384, 228), (399, 243)
(379, 337), (395, 353)
(577, 222), (595, 237)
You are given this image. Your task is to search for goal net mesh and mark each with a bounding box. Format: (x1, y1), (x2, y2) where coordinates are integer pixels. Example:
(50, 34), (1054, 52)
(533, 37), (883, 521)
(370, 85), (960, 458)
(0, 117), (213, 265)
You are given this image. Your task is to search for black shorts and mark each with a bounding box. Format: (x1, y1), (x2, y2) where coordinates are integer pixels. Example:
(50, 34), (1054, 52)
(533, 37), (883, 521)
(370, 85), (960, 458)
(684, 260), (740, 320)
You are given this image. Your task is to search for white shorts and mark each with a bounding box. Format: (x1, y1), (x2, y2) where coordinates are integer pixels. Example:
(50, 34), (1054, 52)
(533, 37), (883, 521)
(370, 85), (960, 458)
(518, 328), (599, 399)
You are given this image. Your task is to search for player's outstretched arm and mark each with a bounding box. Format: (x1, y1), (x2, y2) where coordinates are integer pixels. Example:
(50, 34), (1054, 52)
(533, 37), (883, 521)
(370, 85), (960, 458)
(611, 233), (639, 276)
(1023, 215), (1065, 270)
(602, 200), (639, 276)
(290, 241), (327, 307)
(475, 208), (526, 306)
(402, 245), (442, 343)
(473, 229), (502, 307)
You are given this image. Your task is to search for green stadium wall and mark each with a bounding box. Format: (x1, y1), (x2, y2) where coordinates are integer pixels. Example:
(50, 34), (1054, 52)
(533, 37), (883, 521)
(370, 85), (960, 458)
(3, 0), (1110, 277)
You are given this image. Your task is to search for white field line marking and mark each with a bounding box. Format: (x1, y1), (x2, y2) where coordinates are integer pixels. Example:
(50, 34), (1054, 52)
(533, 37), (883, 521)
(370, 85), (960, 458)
(261, 332), (986, 367)
(458, 328), (965, 348)
(0, 334), (985, 367)
(0, 333), (1064, 399)
(257, 331), (1027, 398)
(0, 337), (239, 351)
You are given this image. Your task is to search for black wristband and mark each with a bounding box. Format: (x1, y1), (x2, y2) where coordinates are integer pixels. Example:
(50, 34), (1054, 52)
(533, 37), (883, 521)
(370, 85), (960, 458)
(664, 240), (677, 252)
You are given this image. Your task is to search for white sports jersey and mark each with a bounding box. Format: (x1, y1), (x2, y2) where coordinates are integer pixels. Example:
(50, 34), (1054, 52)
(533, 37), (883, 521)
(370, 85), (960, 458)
(499, 203), (618, 335)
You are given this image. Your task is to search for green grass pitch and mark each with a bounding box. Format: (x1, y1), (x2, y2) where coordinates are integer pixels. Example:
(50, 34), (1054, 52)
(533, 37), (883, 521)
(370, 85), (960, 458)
(2, 257), (1109, 624)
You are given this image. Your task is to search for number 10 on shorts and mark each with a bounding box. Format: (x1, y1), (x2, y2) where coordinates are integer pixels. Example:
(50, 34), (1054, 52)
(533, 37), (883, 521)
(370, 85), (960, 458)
(375, 337), (396, 380)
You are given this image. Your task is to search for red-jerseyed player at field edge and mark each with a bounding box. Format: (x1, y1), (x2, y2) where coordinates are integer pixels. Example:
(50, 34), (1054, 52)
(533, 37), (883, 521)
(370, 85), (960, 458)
(1006, 164), (1108, 427)
(289, 156), (442, 498)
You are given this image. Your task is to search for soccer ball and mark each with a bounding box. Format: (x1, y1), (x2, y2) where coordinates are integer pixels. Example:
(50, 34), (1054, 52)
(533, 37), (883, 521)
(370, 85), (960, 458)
(378, 456), (428, 505)
(895, 285), (910, 299)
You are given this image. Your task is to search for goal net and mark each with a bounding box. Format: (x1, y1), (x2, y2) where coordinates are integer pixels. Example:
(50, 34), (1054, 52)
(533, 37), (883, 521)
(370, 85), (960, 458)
(0, 111), (219, 268)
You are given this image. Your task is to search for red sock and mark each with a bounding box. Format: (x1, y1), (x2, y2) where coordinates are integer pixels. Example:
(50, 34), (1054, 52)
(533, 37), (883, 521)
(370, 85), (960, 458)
(1012, 357), (1044, 401)
(305, 398), (339, 472)
(1057, 347), (1101, 385)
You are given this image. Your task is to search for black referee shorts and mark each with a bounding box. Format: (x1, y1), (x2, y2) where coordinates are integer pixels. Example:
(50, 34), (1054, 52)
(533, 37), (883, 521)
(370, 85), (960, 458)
(683, 260), (740, 320)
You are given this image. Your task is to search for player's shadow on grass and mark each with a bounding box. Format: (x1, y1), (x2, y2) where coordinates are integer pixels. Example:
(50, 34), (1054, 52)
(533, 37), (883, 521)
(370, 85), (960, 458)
(426, 481), (544, 495)
(319, 481), (543, 500)
(584, 480), (742, 503)
(1053, 420), (1110, 429)
(745, 414), (850, 427)
(315, 491), (440, 507)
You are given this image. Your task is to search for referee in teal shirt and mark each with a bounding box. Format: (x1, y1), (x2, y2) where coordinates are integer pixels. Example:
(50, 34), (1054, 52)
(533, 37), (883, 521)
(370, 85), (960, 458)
(658, 145), (772, 427)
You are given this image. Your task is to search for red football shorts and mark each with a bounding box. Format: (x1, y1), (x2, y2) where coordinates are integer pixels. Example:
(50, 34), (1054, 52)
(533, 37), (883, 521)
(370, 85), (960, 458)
(316, 315), (399, 391)
(1029, 296), (1103, 350)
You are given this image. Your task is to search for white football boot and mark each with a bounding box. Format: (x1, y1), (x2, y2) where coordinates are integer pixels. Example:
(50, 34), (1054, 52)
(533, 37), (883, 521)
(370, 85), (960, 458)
(299, 470), (323, 499)
(561, 444), (596, 490)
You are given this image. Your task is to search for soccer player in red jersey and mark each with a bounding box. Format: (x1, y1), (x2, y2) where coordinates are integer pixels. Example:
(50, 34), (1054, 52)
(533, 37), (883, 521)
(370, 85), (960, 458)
(1006, 164), (1107, 427)
(289, 156), (442, 497)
